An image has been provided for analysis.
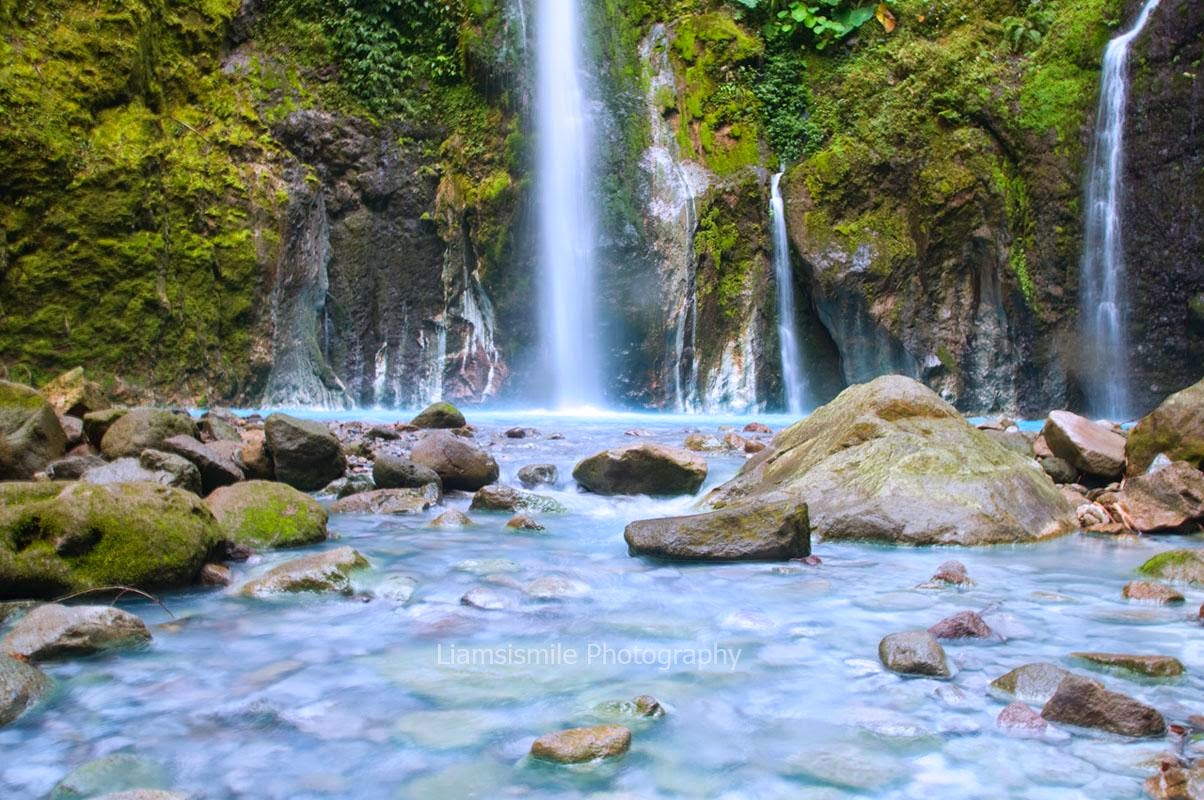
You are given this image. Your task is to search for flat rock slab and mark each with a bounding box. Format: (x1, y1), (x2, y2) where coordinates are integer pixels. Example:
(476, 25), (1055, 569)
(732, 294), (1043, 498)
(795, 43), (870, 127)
(1040, 674), (1166, 737)
(573, 443), (707, 496)
(625, 500), (810, 561)
(1069, 652), (1185, 678)
(2, 604), (150, 661)
(330, 488), (432, 515)
(530, 724), (631, 763)
(240, 547), (369, 597)
(1042, 410), (1126, 480)
(878, 630), (950, 677)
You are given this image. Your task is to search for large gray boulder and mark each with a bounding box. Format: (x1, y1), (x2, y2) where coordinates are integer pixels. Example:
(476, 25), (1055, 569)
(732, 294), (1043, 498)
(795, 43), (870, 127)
(1, 604), (150, 661)
(0, 380), (67, 479)
(0, 655), (51, 726)
(1041, 410), (1126, 481)
(372, 455), (442, 492)
(573, 443), (708, 496)
(703, 376), (1075, 545)
(409, 431), (498, 492)
(264, 413), (346, 491)
(100, 408), (198, 459)
(625, 500), (810, 561)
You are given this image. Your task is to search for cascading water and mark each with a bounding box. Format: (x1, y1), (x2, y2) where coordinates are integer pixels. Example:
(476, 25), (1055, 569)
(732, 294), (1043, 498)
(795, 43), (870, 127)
(1079, 0), (1160, 420)
(536, 0), (600, 407)
(770, 171), (807, 415)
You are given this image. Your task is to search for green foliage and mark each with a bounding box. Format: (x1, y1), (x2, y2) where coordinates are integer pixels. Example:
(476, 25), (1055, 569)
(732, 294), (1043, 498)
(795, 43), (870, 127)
(750, 36), (820, 162)
(731, 0), (887, 50)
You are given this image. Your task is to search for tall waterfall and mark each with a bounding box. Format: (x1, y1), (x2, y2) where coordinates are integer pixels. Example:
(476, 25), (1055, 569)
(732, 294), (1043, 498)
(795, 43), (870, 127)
(1080, 0), (1160, 420)
(536, 0), (600, 407)
(770, 171), (806, 414)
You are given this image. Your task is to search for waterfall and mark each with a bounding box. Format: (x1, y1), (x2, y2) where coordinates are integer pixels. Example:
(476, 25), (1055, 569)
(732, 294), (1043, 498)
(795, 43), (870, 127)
(770, 171), (807, 415)
(536, 0), (600, 407)
(1080, 0), (1160, 420)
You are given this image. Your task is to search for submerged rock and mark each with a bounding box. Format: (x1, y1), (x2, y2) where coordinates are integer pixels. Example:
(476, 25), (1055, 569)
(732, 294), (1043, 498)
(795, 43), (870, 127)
(431, 509), (473, 527)
(506, 514), (545, 531)
(0, 481), (219, 599)
(878, 631), (950, 677)
(330, 488), (433, 515)
(100, 408), (197, 460)
(1137, 549), (1204, 585)
(624, 500), (810, 561)
(1069, 652), (1185, 678)
(996, 702), (1048, 737)
(530, 724), (631, 763)
(460, 586), (512, 610)
(703, 376), (1075, 545)
(1040, 674), (1166, 737)
(0, 380), (67, 479)
(1, 604), (150, 661)
(1123, 581), (1186, 604)
(517, 463), (558, 488)
(205, 481), (328, 549)
(264, 413), (346, 491)
(1125, 377), (1204, 475)
(94, 792), (189, 800)
(372, 455), (442, 493)
(929, 610), (993, 640)
(469, 484), (566, 513)
(989, 663), (1075, 705)
(525, 576), (590, 599)
(47, 754), (172, 800)
(573, 443), (707, 496)
(240, 547), (369, 596)
(409, 431), (499, 492)
(1114, 462), (1204, 532)
(0, 655), (52, 726)
(410, 401), (466, 429)
(1041, 410), (1126, 481)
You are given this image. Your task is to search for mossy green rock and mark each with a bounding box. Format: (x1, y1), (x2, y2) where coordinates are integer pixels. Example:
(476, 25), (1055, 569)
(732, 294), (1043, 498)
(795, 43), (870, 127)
(100, 408), (198, 460)
(0, 481), (220, 599)
(83, 408), (128, 447)
(705, 376), (1075, 545)
(1137, 549), (1204, 586)
(240, 546), (369, 596)
(204, 480), (328, 550)
(1126, 378), (1204, 476)
(0, 654), (52, 727)
(0, 380), (67, 479)
(410, 402), (466, 429)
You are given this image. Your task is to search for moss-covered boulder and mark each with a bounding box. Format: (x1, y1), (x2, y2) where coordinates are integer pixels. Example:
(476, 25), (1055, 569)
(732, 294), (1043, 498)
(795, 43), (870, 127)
(240, 546), (369, 597)
(704, 375), (1075, 545)
(573, 444), (708, 496)
(83, 408), (127, 447)
(204, 480), (328, 550)
(410, 402), (466, 429)
(0, 655), (52, 727)
(40, 367), (108, 418)
(0, 380), (67, 479)
(1126, 378), (1204, 476)
(0, 481), (220, 599)
(99, 408), (198, 459)
(264, 413), (346, 491)
(1137, 549), (1204, 586)
(625, 500), (810, 561)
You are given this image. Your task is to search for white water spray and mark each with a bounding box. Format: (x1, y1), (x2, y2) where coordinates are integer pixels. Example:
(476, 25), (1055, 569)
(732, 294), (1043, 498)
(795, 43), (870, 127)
(770, 171), (806, 414)
(536, 0), (600, 407)
(1080, 0), (1160, 420)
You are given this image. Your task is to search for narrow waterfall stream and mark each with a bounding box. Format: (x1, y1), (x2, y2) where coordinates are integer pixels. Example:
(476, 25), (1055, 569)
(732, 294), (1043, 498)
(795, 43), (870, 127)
(536, 0), (600, 408)
(1079, 0), (1161, 421)
(771, 171), (807, 415)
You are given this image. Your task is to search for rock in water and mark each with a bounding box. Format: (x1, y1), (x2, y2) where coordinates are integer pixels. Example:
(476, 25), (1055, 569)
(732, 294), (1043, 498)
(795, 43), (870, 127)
(704, 376), (1075, 545)
(989, 663), (1077, 705)
(1125, 377), (1204, 475)
(573, 443), (708, 496)
(1114, 461), (1204, 532)
(929, 610), (993, 639)
(372, 455), (442, 493)
(264, 414), (346, 491)
(99, 408), (198, 460)
(1069, 652), (1185, 678)
(530, 725), (632, 763)
(878, 631), (951, 677)
(160, 434), (244, 494)
(1122, 581), (1185, 604)
(625, 501), (809, 561)
(40, 367), (108, 418)
(506, 514), (546, 531)
(1040, 674), (1166, 737)
(330, 488), (432, 515)
(409, 431), (499, 491)
(0, 380), (67, 479)
(1, 604), (150, 660)
(469, 484), (566, 513)
(240, 547), (369, 596)
(0, 655), (51, 726)
(926, 560), (974, 587)
(0, 481), (220, 599)
(517, 463), (558, 488)
(410, 401), (466, 429)
(431, 509), (473, 527)
(205, 481), (328, 549)
(996, 702), (1048, 737)
(1137, 550), (1204, 585)
(1041, 410), (1126, 481)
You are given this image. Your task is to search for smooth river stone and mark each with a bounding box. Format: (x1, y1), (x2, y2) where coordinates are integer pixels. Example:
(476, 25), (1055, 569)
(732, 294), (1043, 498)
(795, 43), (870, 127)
(1070, 652), (1185, 678)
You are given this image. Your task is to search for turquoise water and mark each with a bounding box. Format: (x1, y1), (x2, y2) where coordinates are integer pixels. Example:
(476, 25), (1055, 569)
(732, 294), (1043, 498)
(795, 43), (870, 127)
(2, 414), (1201, 799)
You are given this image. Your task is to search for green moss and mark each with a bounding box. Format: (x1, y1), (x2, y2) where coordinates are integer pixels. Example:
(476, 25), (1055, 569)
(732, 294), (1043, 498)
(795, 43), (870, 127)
(1137, 549), (1204, 585)
(208, 481), (328, 549)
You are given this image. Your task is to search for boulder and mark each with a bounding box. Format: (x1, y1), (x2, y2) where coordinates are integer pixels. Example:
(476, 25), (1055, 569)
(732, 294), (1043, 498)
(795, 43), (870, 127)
(1122, 581), (1185, 604)
(469, 484), (566, 513)
(82, 408), (127, 446)
(41, 368), (108, 418)
(1, 604), (150, 660)
(205, 481), (328, 549)
(239, 429), (273, 481)
(432, 509), (473, 527)
(1069, 652), (1184, 678)
(330, 488), (433, 515)
(410, 401), (466, 429)
(1040, 674), (1166, 737)
(0, 655), (51, 726)
(506, 514), (545, 531)
(160, 435), (244, 494)
(83, 457), (193, 493)
(264, 413), (346, 491)
(1137, 549), (1204, 585)
(1040, 456), (1077, 485)
(704, 376), (1075, 545)
(983, 429), (1034, 458)
(240, 547), (369, 596)
(46, 454), (107, 480)
(1041, 410), (1126, 480)
(929, 610), (993, 639)
(878, 631), (950, 677)
(1125, 377), (1204, 475)
(625, 500), (810, 561)
(1114, 461), (1204, 533)
(573, 443), (708, 496)
(989, 663), (1076, 705)
(409, 431), (499, 492)
(197, 412), (241, 443)
(0, 481), (219, 599)
(372, 455), (442, 493)
(327, 474), (375, 498)
(926, 560), (974, 587)
(530, 724), (631, 763)
(0, 380), (67, 479)
(138, 450), (203, 495)
(517, 463), (558, 488)
(100, 408), (197, 460)
(504, 427), (539, 439)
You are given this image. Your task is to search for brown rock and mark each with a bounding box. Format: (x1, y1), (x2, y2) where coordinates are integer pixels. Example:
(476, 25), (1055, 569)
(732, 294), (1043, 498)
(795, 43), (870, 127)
(1114, 462), (1204, 533)
(743, 422), (772, 434)
(929, 560), (973, 587)
(1040, 674), (1166, 737)
(1123, 581), (1186, 605)
(239, 429), (273, 480)
(199, 563), (231, 586)
(41, 367), (108, 418)
(506, 514), (546, 531)
(1070, 652), (1185, 678)
(574, 443), (708, 496)
(1041, 410), (1127, 480)
(997, 702), (1048, 736)
(1125, 377), (1204, 476)
(929, 610), (993, 640)
(161, 434), (244, 494)
(431, 509), (473, 527)
(410, 431), (499, 492)
(624, 500), (810, 562)
(530, 724), (631, 763)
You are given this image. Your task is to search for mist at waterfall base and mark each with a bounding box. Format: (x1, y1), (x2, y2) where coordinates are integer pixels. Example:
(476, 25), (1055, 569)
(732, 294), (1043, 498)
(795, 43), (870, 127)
(1078, 0), (1161, 422)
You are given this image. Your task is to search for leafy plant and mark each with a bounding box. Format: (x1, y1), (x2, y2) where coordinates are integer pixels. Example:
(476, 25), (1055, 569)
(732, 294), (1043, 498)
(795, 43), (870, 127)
(731, 0), (894, 50)
(1000, 1), (1054, 53)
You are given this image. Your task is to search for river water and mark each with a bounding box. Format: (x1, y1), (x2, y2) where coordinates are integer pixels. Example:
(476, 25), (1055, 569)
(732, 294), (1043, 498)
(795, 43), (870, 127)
(2, 412), (1201, 799)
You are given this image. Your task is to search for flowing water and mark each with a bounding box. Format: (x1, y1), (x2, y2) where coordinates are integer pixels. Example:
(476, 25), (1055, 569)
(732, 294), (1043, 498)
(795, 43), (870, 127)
(1079, 0), (1161, 421)
(4, 412), (1202, 800)
(536, 0), (600, 408)
(771, 172), (807, 415)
